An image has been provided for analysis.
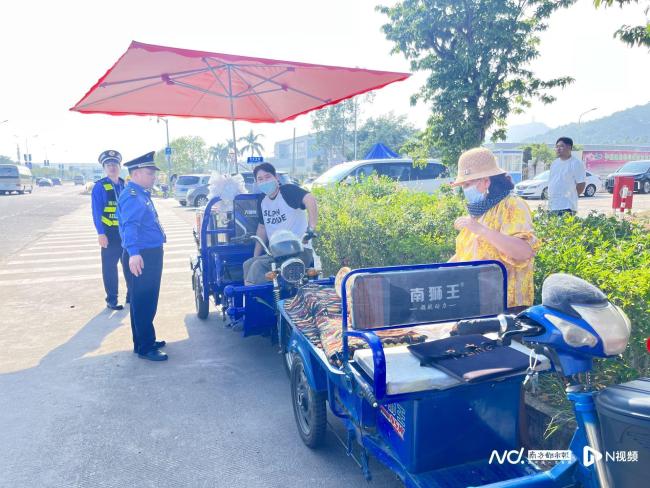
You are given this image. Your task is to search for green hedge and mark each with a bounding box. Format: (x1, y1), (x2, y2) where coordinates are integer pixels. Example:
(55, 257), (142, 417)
(313, 179), (650, 419)
(313, 177), (466, 273)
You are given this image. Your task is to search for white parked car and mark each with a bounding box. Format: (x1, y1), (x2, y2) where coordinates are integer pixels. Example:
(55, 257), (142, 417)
(311, 159), (452, 194)
(514, 170), (602, 199)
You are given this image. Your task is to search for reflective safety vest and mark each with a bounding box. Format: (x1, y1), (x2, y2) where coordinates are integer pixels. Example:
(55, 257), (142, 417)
(101, 182), (119, 227)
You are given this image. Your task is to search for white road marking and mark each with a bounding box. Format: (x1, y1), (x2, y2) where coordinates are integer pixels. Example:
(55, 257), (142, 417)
(38, 232), (192, 243)
(19, 245), (196, 257)
(0, 267), (190, 287)
(9, 248), (196, 264)
(0, 257), (189, 275)
(28, 242), (196, 251)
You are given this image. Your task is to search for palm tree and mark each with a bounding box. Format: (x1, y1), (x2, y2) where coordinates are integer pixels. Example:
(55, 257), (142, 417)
(238, 130), (265, 157)
(209, 143), (230, 171)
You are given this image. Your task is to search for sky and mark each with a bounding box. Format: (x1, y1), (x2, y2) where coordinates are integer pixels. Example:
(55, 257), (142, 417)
(0, 0), (649, 165)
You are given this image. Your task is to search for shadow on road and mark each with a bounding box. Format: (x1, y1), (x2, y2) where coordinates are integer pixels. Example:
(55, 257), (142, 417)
(0, 306), (400, 488)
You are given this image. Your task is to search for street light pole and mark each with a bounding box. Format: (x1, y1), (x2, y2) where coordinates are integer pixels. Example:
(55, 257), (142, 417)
(24, 134), (38, 164)
(578, 107), (598, 125)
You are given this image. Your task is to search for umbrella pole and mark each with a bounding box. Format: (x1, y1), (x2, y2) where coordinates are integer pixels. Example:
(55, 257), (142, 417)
(231, 119), (238, 174)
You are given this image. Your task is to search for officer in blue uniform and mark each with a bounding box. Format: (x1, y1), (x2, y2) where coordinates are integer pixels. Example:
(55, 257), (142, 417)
(117, 151), (168, 361)
(92, 150), (130, 310)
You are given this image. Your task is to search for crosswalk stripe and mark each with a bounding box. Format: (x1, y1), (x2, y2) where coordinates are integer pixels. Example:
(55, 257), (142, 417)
(0, 267), (190, 287)
(9, 248), (196, 264)
(0, 257), (189, 275)
(41, 225), (192, 238)
(38, 233), (192, 243)
(29, 241), (196, 251)
(17, 247), (197, 258)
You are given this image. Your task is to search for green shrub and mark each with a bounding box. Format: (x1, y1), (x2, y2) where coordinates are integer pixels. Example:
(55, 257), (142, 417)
(532, 210), (650, 430)
(312, 176), (465, 275)
(314, 184), (650, 428)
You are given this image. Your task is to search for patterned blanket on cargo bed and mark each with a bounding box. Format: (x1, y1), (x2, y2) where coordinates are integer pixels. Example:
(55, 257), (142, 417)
(284, 284), (427, 367)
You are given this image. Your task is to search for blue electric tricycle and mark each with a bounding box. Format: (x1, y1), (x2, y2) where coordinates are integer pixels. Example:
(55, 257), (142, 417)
(278, 261), (649, 488)
(191, 194), (327, 344)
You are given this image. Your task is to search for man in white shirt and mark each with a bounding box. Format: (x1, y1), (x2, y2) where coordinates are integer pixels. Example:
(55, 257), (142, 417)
(548, 137), (586, 215)
(243, 163), (318, 284)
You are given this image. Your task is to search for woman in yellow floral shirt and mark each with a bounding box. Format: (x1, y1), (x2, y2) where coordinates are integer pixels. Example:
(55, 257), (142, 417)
(450, 147), (539, 309)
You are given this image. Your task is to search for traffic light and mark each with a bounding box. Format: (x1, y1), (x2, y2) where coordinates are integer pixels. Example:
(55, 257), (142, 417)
(44, 159), (50, 167)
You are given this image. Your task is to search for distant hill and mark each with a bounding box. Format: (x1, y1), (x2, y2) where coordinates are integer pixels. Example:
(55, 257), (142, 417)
(524, 102), (650, 145)
(503, 122), (551, 142)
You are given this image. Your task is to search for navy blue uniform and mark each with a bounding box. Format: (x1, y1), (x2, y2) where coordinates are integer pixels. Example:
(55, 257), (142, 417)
(117, 181), (167, 354)
(91, 176), (129, 306)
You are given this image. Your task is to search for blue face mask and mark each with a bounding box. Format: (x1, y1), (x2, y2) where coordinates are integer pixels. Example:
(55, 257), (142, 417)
(258, 179), (279, 196)
(463, 185), (485, 204)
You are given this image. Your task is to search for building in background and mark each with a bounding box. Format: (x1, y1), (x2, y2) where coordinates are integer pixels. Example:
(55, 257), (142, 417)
(270, 134), (322, 176)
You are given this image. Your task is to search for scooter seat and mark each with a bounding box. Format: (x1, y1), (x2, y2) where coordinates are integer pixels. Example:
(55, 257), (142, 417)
(353, 332), (550, 395)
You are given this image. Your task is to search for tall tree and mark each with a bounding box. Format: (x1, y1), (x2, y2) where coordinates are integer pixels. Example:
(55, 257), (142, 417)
(311, 94), (374, 164)
(155, 136), (208, 174)
(208, 143), (230, 171)
(521, 142), (556, 176)
(378, 0), (575, 168)
(238, 130), (265, 157)
(311, 99), (356, 164)
(356, 112), (417, 158)
(594, 0), (650, 48)
(0, 155), (14, 164)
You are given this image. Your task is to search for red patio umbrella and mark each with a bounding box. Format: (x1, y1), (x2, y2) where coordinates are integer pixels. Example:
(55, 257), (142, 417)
(71, 41), (410, 166)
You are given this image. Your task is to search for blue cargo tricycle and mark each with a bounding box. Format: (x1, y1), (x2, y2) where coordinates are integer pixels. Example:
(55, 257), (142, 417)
(279, 260), (648, 487)
(191, 194), (327, 344)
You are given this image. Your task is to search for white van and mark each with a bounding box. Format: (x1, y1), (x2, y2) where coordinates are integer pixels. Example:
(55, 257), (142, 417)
(310, 159), (451, 193)
(0, 164), (33, 194)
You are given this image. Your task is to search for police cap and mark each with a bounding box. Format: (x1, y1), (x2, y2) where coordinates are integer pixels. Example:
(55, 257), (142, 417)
(98, 149), (122, 166)
(124, 151), (160, 172)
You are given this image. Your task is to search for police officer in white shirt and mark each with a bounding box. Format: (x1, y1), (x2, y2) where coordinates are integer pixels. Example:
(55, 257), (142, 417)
(243, 163), (318, 285)
(548, 137), (586, 216)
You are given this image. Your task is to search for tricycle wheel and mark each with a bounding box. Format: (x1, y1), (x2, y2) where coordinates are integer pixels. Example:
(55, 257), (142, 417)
(291, 354), (326, 448)
(193, 273), (209, 320)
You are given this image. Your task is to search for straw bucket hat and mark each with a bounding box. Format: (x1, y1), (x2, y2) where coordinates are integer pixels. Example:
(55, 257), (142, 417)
(452, 147), (506, 186)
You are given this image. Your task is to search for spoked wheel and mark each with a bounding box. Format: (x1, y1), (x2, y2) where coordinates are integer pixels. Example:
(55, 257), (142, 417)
(291, 354), (326, 448)
(193, 272), (209, 320)
(584, 184), (597, 197)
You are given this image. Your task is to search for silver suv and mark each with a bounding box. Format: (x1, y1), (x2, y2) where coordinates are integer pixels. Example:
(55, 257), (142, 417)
(174, 174), (211, 206)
